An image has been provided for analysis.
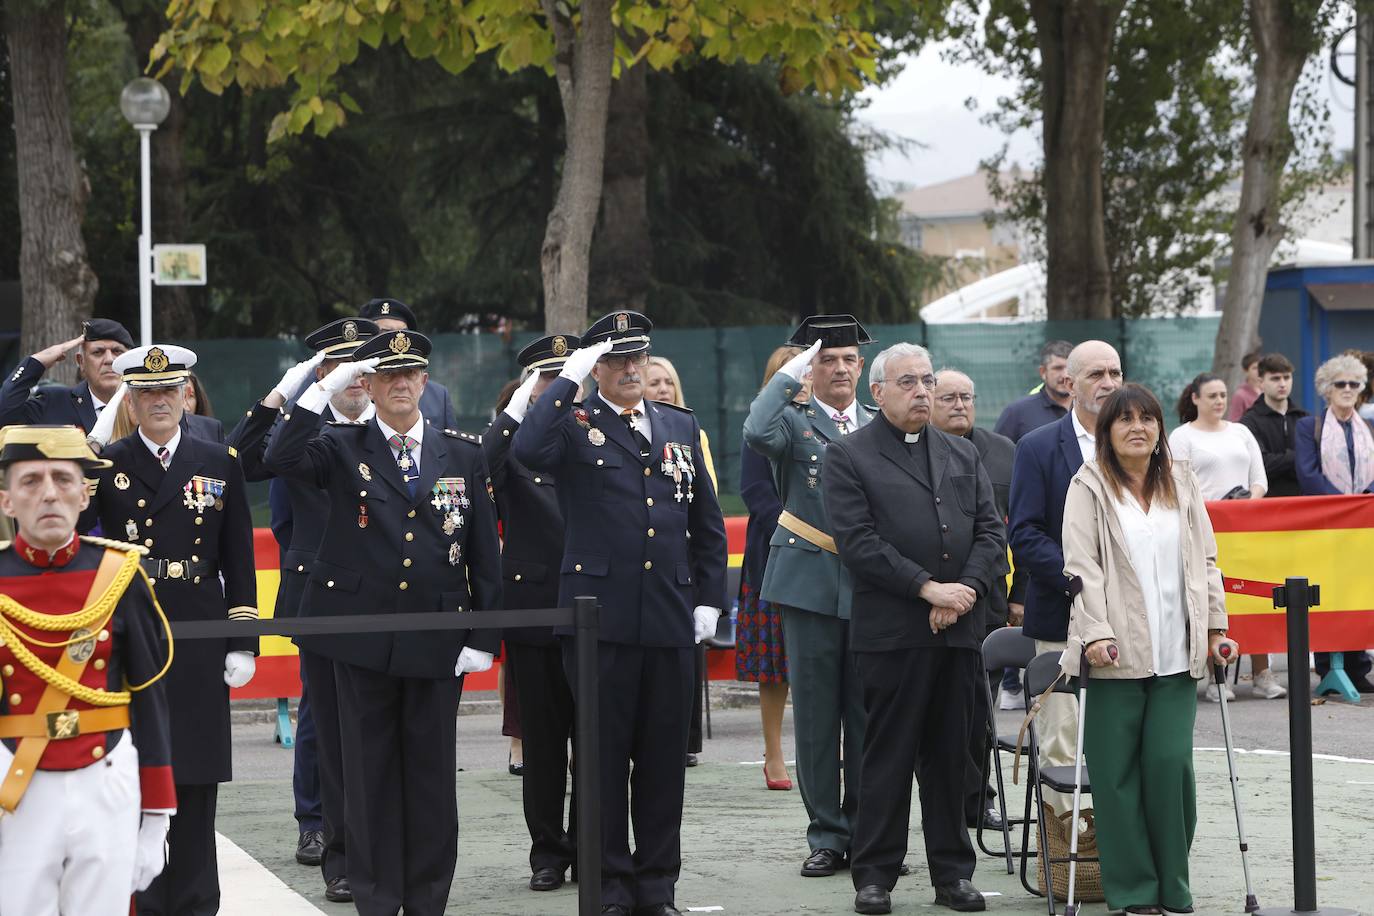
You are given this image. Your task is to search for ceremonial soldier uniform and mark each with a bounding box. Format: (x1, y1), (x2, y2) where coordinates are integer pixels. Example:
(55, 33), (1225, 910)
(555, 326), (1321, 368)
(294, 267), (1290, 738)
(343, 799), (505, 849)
(484, 334), (580, 891)
(89, 346), (259, 916)
(0, 426), (175, 916)
(513, 311), (728, 916)
(263, 330), (502, 916)
(741, 316), (877, 875)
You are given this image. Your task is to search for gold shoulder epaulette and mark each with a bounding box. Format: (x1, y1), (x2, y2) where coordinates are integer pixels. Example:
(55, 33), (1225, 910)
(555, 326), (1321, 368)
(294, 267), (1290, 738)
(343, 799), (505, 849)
(444, 429), (482, 444)
(80, 534), (150, 557)
(227, 445), (239, 458)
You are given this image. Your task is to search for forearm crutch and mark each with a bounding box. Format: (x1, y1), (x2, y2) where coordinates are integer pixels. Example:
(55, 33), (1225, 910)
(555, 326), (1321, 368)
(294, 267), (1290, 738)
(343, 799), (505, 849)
(1215, 643), (1260, 913)
(1065, 644), (1113, 916)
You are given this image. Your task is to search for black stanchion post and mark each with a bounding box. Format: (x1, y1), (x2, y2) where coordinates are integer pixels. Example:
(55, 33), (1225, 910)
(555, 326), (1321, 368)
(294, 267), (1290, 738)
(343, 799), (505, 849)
(573, 596), (601, 916)
(1257, 578), (1358, 916)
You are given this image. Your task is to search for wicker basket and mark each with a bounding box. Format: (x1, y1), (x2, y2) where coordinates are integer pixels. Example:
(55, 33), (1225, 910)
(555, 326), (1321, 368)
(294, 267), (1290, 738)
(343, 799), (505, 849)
(1036, 803), (1105, 902)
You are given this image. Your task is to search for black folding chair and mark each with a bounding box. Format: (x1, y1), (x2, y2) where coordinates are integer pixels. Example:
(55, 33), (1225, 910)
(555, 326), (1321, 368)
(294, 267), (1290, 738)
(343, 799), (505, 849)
(976, 626), (1038, 873)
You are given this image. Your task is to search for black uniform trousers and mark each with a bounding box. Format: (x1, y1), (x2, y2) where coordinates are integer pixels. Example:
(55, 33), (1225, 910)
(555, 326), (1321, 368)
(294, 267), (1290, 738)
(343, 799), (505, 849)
(851, 647), (979, 891)
(136, 783), (219, 916)
(507, 641), (577, 871)
(563, 640), (694, 910)
(335, 661), (460, 916)
(292, 655), (322, 834)
(687, 643), (706, 754)
(302, 650), (348, 883)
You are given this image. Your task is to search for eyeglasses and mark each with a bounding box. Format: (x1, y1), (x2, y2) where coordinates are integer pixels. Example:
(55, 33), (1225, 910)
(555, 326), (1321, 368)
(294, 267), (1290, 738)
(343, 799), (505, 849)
(600, 352), (650, 371)
(934, 393), (976, 405)
(875, 374), (936, 392)
(1331, 380), (1364, 390)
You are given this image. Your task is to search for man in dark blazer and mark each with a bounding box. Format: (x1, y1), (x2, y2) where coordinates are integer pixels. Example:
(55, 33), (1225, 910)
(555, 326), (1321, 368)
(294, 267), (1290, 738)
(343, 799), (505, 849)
(512, 311), (727, 916)
(0, 319), (133, 431)
(484, 334), (580, 893)
(1007, 339), (1121, 813)
(263, 329), (502, 916)
(825, 343), (1004, 915)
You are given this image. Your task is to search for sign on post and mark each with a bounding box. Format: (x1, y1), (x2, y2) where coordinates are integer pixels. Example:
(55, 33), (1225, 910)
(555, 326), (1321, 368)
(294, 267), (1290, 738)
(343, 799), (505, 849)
(152, 244), (207, 286)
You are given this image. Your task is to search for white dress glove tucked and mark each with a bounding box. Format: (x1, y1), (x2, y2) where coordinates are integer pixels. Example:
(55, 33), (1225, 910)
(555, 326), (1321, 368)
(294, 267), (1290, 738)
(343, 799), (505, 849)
(296, 358), (380, 414)
(455, 647), (494, 676)
(223, 651), (256, 688)
(502, 371), (541, 424)
(131, 812), (171, 892)
(271, 351), (326, 401)
(558, 340), (614, 383)
(693, 606), (721, 644)
(86, 383), (128, 449)
(778, 339), (822, 382)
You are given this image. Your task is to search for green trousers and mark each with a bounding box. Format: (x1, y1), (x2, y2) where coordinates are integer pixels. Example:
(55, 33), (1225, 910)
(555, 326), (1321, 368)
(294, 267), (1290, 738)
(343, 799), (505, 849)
(1083, 673), (1197, 911)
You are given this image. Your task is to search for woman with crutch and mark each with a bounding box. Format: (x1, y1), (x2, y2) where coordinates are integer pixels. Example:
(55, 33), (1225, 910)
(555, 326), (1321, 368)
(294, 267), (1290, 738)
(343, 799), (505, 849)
(1060, 384), (1239, 915)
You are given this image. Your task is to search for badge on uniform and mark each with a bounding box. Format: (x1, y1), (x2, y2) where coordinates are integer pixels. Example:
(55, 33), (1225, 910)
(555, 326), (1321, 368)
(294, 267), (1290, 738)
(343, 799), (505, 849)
(661, 442), (697, 503)
(432, 478), (466, 534)
(114, 472), (131, 490)
(806, 477), (818, 489)
(125, 519), (139, 540)
(588, 428), (606, 446)
(449, 542), (461, 566)
(183, 475), (226, 514)
(573, 408), (591, 429)
(358, 503), (368, 529)
(358, 462), (372, 481)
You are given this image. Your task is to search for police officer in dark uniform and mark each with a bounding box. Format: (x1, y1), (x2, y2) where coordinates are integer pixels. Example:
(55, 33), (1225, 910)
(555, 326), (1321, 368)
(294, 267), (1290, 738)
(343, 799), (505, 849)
(484, 334), (581, 893)
(86, 344), (259, 916)
(513, 311), (728, 916)
(357, 298), (458, 430)
(229, 317), (378, 902)
(263, 329), (502, 916)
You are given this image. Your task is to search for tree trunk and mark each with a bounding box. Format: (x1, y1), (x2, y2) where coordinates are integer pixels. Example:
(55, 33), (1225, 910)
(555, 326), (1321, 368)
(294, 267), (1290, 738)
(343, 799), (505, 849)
(539, 0), (615, 333)
(589, 45), (650, 315)
(1030, 0), (1124, 321)
(5, 0), (99, 381)
(1212, 0), (1316, 390)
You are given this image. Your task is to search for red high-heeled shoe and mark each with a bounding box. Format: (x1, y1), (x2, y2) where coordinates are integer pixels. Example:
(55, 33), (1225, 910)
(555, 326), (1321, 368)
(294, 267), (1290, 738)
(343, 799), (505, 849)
(764, 766), (792, 791)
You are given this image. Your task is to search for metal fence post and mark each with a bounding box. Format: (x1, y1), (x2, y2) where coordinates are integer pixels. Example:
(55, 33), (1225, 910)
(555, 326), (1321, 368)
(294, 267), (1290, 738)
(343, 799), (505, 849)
(573, 596), (601, 916)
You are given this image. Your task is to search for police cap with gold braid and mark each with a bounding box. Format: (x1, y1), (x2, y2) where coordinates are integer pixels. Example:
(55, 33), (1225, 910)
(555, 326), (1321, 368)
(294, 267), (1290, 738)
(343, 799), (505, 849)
(113, 344), (198, 389)
(0, 425), (112, 471)
(352, 329), (431, 371)
(518, 334), (582, 373)
(305, 317), (379, 358)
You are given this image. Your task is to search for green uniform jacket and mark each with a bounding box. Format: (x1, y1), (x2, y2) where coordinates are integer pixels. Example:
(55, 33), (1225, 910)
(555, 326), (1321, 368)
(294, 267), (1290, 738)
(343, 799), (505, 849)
(742, 372), (875, 619)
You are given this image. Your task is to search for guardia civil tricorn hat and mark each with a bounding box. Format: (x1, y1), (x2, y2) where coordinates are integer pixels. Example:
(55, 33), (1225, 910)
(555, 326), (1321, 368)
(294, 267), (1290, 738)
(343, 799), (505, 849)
(785, 314), (875, 349)
(113, 344), (197, 389)
(352, 329), (431, 371)
(0, 425), (112, 471)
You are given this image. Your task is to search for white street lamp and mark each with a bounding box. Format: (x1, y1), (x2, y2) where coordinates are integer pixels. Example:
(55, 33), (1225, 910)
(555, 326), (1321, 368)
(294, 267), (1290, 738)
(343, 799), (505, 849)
(120, 78), (172, 347)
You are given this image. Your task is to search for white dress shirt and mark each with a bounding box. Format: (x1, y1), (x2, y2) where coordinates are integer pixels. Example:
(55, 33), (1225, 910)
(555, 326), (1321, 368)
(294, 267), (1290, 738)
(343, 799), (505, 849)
(1111, 490), (1190, 677)
(599, 391), (651, 443)
(377, 414), (425, 473)
(329, 401), (376, 424)
(1071, 409), (1096, 464)
(138, 426), (183, 466)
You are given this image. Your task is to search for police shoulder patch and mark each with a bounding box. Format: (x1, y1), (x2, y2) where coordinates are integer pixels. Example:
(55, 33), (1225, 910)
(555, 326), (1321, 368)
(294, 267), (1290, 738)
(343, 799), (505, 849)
(443, 428), (482, 444)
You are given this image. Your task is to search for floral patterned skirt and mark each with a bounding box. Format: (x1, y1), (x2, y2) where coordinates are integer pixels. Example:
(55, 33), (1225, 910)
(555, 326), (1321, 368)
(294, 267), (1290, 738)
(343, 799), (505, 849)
(734, 580), (788, 684)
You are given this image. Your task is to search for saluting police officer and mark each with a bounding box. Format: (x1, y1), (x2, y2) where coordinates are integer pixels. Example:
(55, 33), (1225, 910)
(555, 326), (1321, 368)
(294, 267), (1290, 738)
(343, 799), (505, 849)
(85, 344), (259, 916)
(263, 329), (502, 916)
(485, 334), (580, 893)
(512, 311), (728, 916)
(229, 317), (378, 902)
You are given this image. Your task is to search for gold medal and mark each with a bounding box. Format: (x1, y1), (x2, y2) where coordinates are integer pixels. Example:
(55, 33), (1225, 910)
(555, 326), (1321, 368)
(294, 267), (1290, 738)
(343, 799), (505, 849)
(125, 519), (138, 539)
(588, 428), (606, 446)
(114, 472), (130, 490)
(358, 462), (372, 481)
(214, 498), (224, 511)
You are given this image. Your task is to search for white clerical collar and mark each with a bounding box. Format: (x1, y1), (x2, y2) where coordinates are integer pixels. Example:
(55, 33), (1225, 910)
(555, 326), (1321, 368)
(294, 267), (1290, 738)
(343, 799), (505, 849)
(815, 397), (857, 424)
(139, 425), (182, 462)
(330, 401), (376, 423)
(377, 413), (424, 445)
(904, 432), (921, 443)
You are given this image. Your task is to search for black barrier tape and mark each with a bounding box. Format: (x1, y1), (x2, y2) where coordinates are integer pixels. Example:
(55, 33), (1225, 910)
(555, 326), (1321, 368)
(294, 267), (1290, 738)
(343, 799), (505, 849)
(170, 607), (577, 640)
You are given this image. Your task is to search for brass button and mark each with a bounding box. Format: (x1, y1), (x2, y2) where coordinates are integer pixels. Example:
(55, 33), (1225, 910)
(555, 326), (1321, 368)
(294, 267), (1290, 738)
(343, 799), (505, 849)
(941, 524), (949, 532)
(575, 564), (583, 572)
(405, 532), (414, 542)
(534, 477), (542, 483)
(403, 558), (412, 567)
(942, 553), (950, 561)
(810, 455), (818, 461)
(408, 510), (416, 518)
(646, 498), (654, 507)
(13, 768), (22, 777)
(934, 497), (941, 505)
(647, 528), (655, 537)
(144, 539), (153, 547)
(554, 399), (562, 407)
(788, 537), (796, 545)
(1, 665), (11, 677)
(194, 576), (202, 584)
(644, 467), (651, 477)
(94, 659), (106, 671)
(644, 561), (653, 570)
(92, 747), (104, 759)
(297, 565), (305, 572)
(514, 573), (522, 581)
(195, 517), (204, 526)
(191, 555), (199, 563)
(503, 429), (510, 437)
(360, 490), (367, 497)
(596, 460), (604, 467)
(399, 581), (409, 590)
(9, 693), (20, 706)
(137, 499), (146, 507)
(327, 580), (336, 588)
(145, 518), (153, 526)
(194, 538), (201, 545)
(99, 630), (109, 642)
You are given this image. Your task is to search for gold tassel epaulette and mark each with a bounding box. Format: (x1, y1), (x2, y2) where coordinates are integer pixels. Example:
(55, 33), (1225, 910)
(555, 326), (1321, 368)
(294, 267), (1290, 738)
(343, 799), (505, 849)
(79, 535), (150, 557)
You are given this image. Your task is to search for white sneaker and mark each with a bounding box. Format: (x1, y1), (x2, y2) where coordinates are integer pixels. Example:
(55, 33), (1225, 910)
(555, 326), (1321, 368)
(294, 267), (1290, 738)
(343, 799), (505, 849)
(1253, 669), (1287, 699)
(998, 688), (1023, 711)
(1205, 682), (1236, 703)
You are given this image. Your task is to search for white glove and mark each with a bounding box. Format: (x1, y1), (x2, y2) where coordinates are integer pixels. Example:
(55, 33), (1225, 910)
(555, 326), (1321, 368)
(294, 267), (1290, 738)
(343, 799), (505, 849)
(778, 340), (822, 382)
(559, 340), (614, 383)
(271, 352), (326, 401)
(693, 606), (720, 644)
(86, 383), (127, 449)
(503, 371), (541, 424)
(297, 357), (380, 413)
(455, 647), (494, 676)
(131, 812), (171, 892)
(223, 651), (256, 688)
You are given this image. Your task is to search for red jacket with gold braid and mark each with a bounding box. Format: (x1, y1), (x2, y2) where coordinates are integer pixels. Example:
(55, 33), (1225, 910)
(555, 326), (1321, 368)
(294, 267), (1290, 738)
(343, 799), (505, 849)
(0, 532), (175, 812)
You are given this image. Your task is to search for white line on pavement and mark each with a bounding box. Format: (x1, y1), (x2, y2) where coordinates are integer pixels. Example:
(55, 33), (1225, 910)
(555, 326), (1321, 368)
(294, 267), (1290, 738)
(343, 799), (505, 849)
(216, 832), (327, 916)
(1194, 747), (1374, 765)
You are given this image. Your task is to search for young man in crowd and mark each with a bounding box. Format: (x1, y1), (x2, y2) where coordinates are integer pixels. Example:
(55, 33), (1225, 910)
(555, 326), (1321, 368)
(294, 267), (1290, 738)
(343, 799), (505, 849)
(1239, 353), (1308, 498)
(1227, 348), (1266, 421)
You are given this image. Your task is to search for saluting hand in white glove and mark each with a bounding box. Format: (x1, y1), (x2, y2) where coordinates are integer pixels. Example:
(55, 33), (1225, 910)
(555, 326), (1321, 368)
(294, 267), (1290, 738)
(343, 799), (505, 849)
(267, 351), (326, 407)
(296, 357), (380, 414)
(131, 812), (171, 892)
(85, 383), (127, 451)
(503, 371), (542, 424)
(558, 341), (614, 384)
(778, 339), (822, 382)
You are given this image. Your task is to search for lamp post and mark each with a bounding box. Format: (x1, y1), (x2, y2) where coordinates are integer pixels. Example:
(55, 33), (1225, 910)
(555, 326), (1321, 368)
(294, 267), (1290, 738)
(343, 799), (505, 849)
(119, 78), (171, 347)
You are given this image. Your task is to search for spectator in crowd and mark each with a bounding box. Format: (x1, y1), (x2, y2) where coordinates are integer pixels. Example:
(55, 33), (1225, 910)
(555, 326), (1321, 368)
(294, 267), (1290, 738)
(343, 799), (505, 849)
(1008, 339), (1122, 813)
(1347, 349), (1374, 421)
(737, 346), (804, 791)
(1062, 383), (1237, 916)
(645, 354), (717, 767)
(1239, 353), (1307, 498)
(184, 370), (215, 417)
(1168, 373), (1277, 700)
(1225, 348), (1265, 420)
(930, 368), (1011, 833)
(1295, 353), (1374, 694)
(993, 340), (1073, 444)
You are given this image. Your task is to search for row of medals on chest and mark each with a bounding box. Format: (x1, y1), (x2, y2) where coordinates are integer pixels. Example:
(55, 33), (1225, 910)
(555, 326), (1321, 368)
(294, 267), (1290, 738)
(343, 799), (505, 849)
(355, 461), (467, 567)
(573, 407), (697, 502)
(112, 470), (225, 543)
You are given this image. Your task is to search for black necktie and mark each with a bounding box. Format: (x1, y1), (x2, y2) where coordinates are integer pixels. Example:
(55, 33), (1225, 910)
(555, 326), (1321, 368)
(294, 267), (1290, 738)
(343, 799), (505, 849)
(621, 409), (651, 459)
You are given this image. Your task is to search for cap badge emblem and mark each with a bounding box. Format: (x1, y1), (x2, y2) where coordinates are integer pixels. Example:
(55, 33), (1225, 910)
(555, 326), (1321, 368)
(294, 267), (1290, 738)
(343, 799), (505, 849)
(615, 313), (629, 332)
(114, 472), (130, 490)
(380, 302), (391, 314)
(143, 347), (169, 372)
(389, 333), (411, 355)
(552, 336), (567, 357)
(343, 321), (358, 341)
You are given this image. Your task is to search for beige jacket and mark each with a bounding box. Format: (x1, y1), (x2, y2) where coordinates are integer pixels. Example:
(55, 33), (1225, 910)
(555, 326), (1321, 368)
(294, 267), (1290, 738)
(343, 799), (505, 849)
(1061, 459), (1228, 680)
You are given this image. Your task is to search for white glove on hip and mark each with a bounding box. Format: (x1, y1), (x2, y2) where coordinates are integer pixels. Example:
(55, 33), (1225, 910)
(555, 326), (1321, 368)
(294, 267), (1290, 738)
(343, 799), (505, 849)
(503, 371), (541, 424)
(223, 651), (256, 688)
(558, 340), (614, 384)
(455, 647), (494, 676)
(271, 351), (326, 401)
(693, 606), (721, 644)
(86, 383), (128, 449)
(131, 812), (171, 892)
(297, 357), (380, 414)
(778, 339), (822, 382)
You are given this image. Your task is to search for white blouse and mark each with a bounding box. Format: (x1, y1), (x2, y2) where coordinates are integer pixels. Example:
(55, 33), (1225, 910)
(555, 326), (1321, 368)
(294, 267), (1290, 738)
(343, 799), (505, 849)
(1111, 491), (1190, 677)
(1166, 422), (1266, 500)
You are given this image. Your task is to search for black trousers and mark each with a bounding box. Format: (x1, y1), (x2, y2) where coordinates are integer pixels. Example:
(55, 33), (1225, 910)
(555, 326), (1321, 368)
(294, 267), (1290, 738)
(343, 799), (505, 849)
(302, 650), (348, 884)
(293, 655), (322, 833)
(563, 641), (693, 910)
(1316, 650), (1372, 683)
(335, 661), (460, 916)
(136, 782), (219, 916)
(688, 643), (705, 754)
(851, 647), (979, 891)
(507, 640), (577, 871)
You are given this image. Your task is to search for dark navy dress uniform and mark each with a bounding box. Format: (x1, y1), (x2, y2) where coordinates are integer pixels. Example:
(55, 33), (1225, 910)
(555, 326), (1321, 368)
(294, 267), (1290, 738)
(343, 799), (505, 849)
(512, 312), (727, 914)
(263, 330), (502, 916)
(0, 319), (134, 432)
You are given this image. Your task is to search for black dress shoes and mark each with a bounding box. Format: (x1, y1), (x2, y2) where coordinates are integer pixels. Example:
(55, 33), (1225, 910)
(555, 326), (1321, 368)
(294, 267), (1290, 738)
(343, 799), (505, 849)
(601, 907), (631, 915)
(633, 905), (683, 916)
(529, 866), (565, 891)
(854, 885), (892, 915)
(324, 876), (353, 903)
(295, 829), (324, 866)
(966, 805), (1005, 831)
(934, 879), (986, 912)
(801, 848), (847, 877)
(685, 753), (699, 767)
